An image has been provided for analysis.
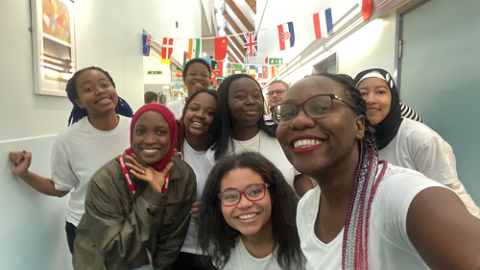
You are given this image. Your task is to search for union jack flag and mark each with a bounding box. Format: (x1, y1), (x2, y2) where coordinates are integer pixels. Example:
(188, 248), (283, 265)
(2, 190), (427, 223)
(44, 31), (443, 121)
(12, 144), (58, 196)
(244, 31), (258, 57)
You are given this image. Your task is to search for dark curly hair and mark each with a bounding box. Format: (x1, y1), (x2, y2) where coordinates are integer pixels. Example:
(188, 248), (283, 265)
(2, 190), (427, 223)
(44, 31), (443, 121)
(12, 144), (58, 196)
(66, 66), (133, 126)
(210, 74), (275, 160)
(176, 88), (219, 154)
(183, 58), (212, 79)
(198, 152), (303, 270)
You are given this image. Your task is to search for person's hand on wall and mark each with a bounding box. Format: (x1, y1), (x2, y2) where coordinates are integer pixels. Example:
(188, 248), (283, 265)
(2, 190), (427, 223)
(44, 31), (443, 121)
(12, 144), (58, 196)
(9, 151), (31, 177)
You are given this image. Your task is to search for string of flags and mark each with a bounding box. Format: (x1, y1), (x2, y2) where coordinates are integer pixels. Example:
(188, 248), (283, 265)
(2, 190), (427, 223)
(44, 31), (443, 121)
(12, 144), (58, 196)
(142, 2), (374, 85)
(143, 6), (337, 61)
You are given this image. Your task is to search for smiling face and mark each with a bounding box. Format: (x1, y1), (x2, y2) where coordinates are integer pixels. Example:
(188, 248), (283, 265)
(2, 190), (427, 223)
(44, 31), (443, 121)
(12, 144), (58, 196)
(227, 78), (264, 128)
(132, 111), (171, 164)
(357, 78), (392, 125)
(183, 92), (216, 137)
(220, 168), (272, 238)
(74, 69), (118, 116)
(266, 82), (287, 107)
(275, 76), (365, 177)
(183, 63), (211, 96)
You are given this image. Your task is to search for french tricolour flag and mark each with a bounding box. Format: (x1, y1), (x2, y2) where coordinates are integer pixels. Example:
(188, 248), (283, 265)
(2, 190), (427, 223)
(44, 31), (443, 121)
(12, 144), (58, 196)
(277, 22), (295, 51)
(313, 8), (334, 39)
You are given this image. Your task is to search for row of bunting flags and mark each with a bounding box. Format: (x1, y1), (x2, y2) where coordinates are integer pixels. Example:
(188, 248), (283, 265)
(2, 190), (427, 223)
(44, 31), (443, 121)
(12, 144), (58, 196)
(206, 64), (281, 88)
(143, 6), (337, 62)
(143, 1), (374, 86)
(216, 64), (280, 79)
(170, 57), (279, 88)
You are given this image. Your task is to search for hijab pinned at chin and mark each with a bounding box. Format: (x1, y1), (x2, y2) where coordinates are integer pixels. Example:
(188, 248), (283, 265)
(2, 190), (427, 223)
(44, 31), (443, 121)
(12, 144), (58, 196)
(354, 68), (403, 150)
(125, 104), (178, 172)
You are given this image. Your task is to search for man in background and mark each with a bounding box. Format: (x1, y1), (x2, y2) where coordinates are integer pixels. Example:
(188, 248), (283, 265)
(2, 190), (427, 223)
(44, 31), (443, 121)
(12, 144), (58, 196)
(210, 56), (217, 70)
(265, 80), (289, 125)
(144, 91), (159, 104)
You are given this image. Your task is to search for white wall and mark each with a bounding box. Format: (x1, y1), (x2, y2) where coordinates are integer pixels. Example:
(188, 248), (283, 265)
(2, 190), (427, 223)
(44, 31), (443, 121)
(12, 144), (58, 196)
(0, 1), (202, 269)
(335, 11), (397, 76)
(143, 56), (172, 85)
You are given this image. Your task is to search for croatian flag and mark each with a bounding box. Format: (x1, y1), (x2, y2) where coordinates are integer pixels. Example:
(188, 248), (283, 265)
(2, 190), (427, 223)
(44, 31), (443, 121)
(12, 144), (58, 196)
(313, 8), (334, 39)
(244, 31), (258, 57)
(277, 22), (295, 51)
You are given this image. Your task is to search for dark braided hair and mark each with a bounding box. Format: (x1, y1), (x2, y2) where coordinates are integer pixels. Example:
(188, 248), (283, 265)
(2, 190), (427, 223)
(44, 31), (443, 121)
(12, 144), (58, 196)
(66, 66), (133, 126)
(210, 74), (275, 160)
(176, 88), (219, 154)
(309, 73), (383, 269)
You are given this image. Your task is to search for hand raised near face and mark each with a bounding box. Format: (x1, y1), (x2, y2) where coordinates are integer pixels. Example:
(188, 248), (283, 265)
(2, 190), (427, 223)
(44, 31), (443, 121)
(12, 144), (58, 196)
(125, 154), (173, 193)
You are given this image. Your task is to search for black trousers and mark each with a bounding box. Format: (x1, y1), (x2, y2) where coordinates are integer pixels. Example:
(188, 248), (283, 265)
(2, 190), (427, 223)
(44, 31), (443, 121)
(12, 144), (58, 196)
(65, 221), (77, 254)
(171, 252), (216, 270)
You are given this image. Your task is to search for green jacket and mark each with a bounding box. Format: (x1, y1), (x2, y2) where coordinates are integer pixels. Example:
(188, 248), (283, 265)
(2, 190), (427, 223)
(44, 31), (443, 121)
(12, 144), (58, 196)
(73, 155), (196, 270)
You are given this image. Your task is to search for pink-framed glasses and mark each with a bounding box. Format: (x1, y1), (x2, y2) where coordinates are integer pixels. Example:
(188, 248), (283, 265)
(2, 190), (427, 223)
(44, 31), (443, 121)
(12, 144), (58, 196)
(218, 183), (270, 207)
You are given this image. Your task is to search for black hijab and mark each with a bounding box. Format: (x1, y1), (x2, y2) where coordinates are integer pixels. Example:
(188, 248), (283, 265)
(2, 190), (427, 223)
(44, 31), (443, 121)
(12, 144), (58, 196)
(354, 68), (403, 150)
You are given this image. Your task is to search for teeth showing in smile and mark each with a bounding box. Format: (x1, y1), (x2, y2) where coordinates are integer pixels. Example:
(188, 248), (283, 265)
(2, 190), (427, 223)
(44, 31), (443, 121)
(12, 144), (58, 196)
(143, 149), (158, 154)
(238, 213), (257, 220)
(96, 98), (110, 104)
(293, 139), (322, 149)
(192, 121), (204, 127)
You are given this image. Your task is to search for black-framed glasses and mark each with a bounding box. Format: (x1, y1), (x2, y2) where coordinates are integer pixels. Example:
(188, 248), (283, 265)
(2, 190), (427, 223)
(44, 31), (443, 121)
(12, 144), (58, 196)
(271, 94), (356, 124)
(266, 89), (286, 97)
(218, 183), (270, 207)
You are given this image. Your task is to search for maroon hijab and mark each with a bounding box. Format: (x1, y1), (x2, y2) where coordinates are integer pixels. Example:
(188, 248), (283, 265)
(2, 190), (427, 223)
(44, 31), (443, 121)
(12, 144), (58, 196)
(125, 104), (177, 172)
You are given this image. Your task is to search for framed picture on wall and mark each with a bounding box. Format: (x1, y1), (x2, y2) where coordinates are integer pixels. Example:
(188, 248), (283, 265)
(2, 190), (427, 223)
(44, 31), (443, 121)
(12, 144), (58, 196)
(31, 0), (76, 97)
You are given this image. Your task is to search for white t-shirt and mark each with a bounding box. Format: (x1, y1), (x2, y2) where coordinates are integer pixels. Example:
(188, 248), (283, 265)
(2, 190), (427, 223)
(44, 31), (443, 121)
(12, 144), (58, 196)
(297, 164), (447, 270)
(219, 238), (282, 270)
(206, 130), (298, 188)
(51, 115), (131, 226)
(166, 98), (186, 120)
(379, 118), (480, 217)
(180, 140), (211, 254)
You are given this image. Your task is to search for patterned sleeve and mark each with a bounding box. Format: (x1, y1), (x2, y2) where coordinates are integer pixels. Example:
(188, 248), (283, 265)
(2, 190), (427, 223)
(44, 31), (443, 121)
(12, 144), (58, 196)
(400, 103), (423, 123)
